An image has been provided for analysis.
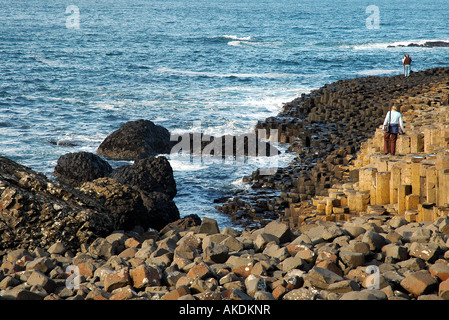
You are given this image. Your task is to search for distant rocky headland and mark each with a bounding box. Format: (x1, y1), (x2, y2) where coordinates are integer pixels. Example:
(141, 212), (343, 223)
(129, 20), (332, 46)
(387, 41), (449, 48)
(1, 67), (449, 300)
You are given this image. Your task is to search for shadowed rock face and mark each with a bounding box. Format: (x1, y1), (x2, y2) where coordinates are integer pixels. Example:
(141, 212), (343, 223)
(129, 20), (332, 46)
(0, 154), (180, 252)
(78, 177), (179, 232)
(0, 156), (113, 251)
(109, 156), (177, 199)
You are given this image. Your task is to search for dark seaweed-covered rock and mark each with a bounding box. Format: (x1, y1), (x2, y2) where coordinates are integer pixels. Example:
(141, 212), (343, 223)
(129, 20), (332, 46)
(139, 191), (180, 231)
(53, 151), (113, 187)
(97, 119), (174, 160)
(109, 156), (177, 199)
(78, 178), (179, 232)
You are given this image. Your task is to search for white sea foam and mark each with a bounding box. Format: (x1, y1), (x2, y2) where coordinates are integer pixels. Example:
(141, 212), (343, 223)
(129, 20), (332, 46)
(244, 86), (314, 116)
(92, 99), (136, 111)
(221, 35), (252, 41)
(96, 103), (117, 110)
(168, 157), (209, 172)
(29, 55), (66, 68)
(153, 116), (170, 122)
(166, 84), (313, 140)
(54, 133), (104, 148)
(226, 38), (286, 48)
(227, 40), (243, 47)
(46, 97), (79, 104)
(169, 119), (243, 137)
(231, 177), (251, 190)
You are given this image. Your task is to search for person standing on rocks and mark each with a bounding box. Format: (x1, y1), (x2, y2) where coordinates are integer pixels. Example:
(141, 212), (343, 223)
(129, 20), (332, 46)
(402, 54), (412, 77)
(383, 105), (405, 155)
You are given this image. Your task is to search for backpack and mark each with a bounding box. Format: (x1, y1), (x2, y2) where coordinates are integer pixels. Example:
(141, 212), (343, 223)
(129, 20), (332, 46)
(404, 56), (412, 64)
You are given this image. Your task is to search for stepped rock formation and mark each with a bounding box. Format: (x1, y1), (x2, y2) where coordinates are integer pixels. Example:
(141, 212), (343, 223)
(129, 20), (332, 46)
(282, 70), (449, 227)
(216, 67), (449, 229)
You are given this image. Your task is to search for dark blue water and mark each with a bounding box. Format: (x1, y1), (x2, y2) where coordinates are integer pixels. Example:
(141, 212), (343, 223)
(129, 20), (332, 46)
(1, 0), (449, 228)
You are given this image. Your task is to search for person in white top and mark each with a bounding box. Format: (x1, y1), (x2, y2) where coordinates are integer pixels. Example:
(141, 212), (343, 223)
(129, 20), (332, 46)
(383, 105), (405, 155)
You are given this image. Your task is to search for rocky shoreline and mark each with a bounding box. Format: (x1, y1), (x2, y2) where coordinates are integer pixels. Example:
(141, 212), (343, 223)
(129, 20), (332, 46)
(387, 41), (449, 48)
(1, 67), (449, 300)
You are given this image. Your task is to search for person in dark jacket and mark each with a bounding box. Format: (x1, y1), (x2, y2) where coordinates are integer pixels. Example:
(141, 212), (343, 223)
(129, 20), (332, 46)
(402, 54), (412, 77)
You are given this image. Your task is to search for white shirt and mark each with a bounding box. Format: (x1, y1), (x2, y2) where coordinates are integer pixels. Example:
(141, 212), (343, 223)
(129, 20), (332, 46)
(383, 110), (404, 131)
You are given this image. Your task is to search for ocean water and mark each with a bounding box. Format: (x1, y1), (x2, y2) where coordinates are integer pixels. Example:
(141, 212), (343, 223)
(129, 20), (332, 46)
(1, 0), (449, 229)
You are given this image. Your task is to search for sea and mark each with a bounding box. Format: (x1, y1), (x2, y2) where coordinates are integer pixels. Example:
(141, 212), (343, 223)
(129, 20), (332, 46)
(1, 0), (449, 229)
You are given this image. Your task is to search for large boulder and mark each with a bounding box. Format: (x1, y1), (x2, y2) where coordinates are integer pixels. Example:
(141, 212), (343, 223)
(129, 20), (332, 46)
(109, 156), (177, 199)
(97, 119), (174, 160)
(52, 152), (179, 231)
(53, 151), (113, 187)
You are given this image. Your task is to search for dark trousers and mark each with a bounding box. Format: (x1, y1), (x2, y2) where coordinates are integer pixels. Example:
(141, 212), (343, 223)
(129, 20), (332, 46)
(384, 132), (398, 155)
